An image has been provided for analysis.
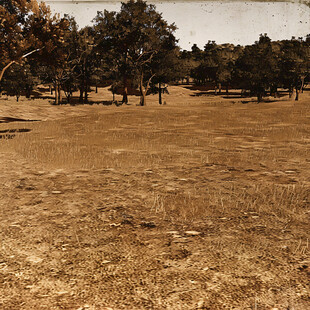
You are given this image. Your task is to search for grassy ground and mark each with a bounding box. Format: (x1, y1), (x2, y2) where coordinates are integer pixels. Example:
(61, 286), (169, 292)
(0, 86), (309, 309)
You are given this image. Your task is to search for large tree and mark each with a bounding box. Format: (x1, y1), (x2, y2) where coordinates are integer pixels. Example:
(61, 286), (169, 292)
(233, 34), (278, 102)
(75, 26), (97, 104)
(150, 46), (182, 105)
(189, 42), (241, 93)
(0, 0), (36, 83)
(278, 37), (309, 100)
(1, 62), (38, 101)
(0, 0), (69, 104)
(93, 0), (178, 106)
(32, 13), (74, 104)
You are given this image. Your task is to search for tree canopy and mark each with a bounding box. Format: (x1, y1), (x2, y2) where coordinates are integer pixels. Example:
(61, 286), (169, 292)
(93, 0), (178, 105)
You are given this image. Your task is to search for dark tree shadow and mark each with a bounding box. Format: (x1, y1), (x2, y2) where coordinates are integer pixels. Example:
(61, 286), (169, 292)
(183, 84), (215, 91)
(0, 117), (39, 123)
(58, 97), (121, 106)
(0, 128), (32, 139)
(190, 91), (217, 97)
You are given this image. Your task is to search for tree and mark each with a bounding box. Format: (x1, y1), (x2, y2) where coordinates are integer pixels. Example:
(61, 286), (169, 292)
(1, 61), (40, 101)
(151, 47), (183, 104)
(278, 37), (309, 101)
(32, 12), (73, 104)
(94, 0), (178, 106)
(75, 26), (96, 104)
(0, 0), (70, 105)
(233, 34), (278, 102)
(0, 0), (38, 83)
(179, 50), (199, 84)
(189, 42), (240, 93)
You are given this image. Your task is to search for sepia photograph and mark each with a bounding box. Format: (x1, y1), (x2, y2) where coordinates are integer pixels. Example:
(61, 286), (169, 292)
(0, 0), (309, 309)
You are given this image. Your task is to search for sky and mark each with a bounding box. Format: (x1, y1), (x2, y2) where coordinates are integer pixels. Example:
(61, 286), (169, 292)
(44, 1), (310, 50)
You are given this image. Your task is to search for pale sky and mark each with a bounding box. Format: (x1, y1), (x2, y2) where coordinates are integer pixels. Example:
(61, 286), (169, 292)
(45, 1), (310, 50)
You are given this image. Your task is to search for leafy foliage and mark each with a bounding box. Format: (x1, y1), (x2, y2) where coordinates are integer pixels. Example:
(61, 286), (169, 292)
(93, 0), (178, 105)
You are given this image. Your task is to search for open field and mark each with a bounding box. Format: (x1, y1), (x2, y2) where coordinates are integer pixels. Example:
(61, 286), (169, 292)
(0, 86), (309, 309)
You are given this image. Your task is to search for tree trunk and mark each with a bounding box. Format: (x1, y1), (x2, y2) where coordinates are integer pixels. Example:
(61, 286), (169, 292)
(79, 83), (84, 103)
(0, 61), (15, 83)
(65, 88), (71, 104)
(257, 86), (265, 103)
(214, 85), (218, 95)
(84, 62), (89, 104)
(139, 72), (145, 106)
(57, 83), (62, 104)
(140, 91), (146, 106)
(300, 77), (305, 93)
(289, 86), (293, 98)
(226, 84), (229, 95)
(158, 82), (162, 105)
(122, 75), (128, 104)
(218, 83), (222, 94)
(26, 86), (31, 99)
(257, 92), (263, 103)
(139, 72), (154, 106)
(54, 82), (59, 105)
(96, 85), (98, 93)
(295, 86), (299, 101)
(0, 49), (40, 83)
(84, 82), (88, 104)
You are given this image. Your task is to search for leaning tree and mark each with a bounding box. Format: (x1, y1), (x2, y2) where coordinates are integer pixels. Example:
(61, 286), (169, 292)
(0, 0), (70, 104)
(0, 0), (39, 83)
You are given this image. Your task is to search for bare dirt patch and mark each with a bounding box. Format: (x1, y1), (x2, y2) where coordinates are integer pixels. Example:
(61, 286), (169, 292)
(0, 87), (309, 309)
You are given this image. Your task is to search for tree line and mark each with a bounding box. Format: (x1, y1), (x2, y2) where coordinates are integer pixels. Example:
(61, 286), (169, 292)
(1, 0), (309, 104)
(186, 34), (310, 101)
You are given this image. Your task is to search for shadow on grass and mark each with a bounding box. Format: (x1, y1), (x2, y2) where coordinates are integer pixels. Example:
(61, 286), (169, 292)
(0, 117), (39, 123)
(241, 97), (289, 104)
(190, 91), (217, 97)
(57, 97), (121, 106)
(183, 85), (215, 91)
(0, 128), (32, 140)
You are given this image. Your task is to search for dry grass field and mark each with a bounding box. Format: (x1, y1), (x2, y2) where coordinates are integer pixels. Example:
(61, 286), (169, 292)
(0, 86), (309, 309)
